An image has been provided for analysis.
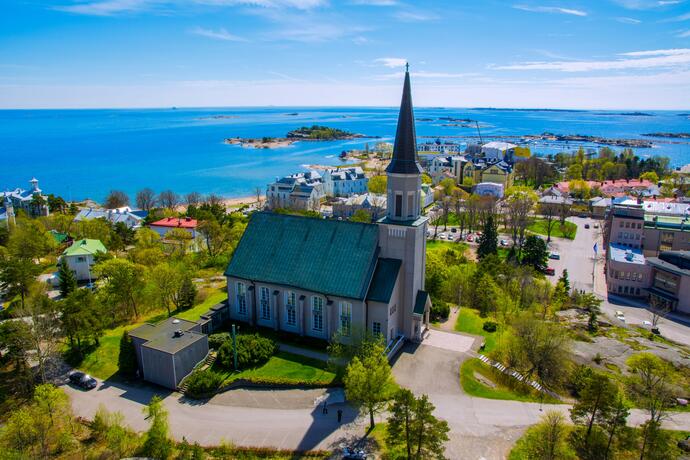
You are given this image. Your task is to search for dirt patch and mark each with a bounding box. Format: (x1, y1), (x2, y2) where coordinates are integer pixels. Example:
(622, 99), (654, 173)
(474, 371), (497, 388)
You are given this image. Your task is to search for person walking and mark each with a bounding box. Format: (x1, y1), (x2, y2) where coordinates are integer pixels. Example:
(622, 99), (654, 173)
(337, 409), (343, 423)
(322, 401), (328, 415)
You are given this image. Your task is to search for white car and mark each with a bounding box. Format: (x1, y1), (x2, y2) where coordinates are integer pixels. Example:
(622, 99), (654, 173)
(439, 233), (446, 240)
(615, 311), (625, 322)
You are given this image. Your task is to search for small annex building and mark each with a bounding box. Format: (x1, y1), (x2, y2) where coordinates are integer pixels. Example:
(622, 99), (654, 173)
(60, 238), (107, 282)
(129, 317), (209, 390)
(225, 67), (431, 347)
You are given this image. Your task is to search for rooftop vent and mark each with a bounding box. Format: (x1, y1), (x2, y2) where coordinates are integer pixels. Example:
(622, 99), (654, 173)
(625, 250), (634, 261)
(173, 329), (183, 338)
(172, 319), (180, 324)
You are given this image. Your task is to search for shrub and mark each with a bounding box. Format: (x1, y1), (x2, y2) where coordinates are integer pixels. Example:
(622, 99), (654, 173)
(208, 332), (231, 350)
(118, 331), (138, 377)
(184, 369), (223, 398)
(218, 333), (277, 370)
(482, 321), (498, 333)
(430, 300), (450, 322)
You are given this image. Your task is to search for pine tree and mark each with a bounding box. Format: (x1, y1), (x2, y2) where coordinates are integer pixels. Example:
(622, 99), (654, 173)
(177, 276), (197, 310)
(477, 215), (498, 260)
(58, 261), (77, 298)
(118, 331), (138, 377)
(141, 395), (172, 460)
(559, 269), (570, 292)
(521, 235), (549, 272)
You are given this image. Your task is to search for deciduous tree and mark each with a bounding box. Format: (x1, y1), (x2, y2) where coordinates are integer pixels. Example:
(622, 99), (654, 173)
(136, 187), (157, 211)
(104, 190), (130, 209)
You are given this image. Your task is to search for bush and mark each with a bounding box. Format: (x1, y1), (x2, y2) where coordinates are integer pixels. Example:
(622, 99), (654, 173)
(208, 332), (231, 350)
(118, 331), (138, 377)
(430, 300), (450, 322)
(482, 321), (498, 333)
(218, 333), (277, 370)
(184, 369), (223, 398)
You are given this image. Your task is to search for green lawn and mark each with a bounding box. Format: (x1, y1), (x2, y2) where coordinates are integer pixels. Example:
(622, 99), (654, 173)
(77, 288), (227, 380)
(454, 307), (499, 352)
(460, 358), (557, 403)
(212, 351), (338, 386)
(426, 240), (468, 254)
(527, 218), (577, 240)
(370, 423), (406, 460)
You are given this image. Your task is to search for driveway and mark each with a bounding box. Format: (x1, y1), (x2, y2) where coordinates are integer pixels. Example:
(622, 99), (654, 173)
(424, 329), (477, 353)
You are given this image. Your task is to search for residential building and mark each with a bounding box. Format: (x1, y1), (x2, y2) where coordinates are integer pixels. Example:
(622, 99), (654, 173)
(420, 183), (434, 208)
(332, 193), (386, 220)
(1, 178), (50, 217)
(481, 141), (517, 162)
(129, 317), (209, 390)
(321, 167), (368, 197)
(60, 239), (107, 282)
(474, 182), (505, 199)
(461, 158), (514, 188)
(225, 69), (431, 346)
(555, 179), (656, 197)
(428, 155), (467, 184)
(418, 139), (462, 153)
(606, 244), (650, 298)
(266, 171), (325, 211)
(74, 206), (148, 229)
(589, 197), (612, 218)
(149, 217), (199, 239)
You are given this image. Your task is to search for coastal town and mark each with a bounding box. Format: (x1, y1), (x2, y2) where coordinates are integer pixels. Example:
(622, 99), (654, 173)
(2, 67), (690, 460)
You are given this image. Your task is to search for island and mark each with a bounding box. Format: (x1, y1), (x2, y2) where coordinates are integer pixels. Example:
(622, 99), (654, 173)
(642, 132), (690, 139)
(525, 132), (654, 148)
(595, 111), (654, 117)
(224, 125), (378, 149)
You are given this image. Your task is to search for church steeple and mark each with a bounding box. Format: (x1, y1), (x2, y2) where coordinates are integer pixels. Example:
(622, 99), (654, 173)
(386, 65), (423, 175)
(385, 66), (423, 222)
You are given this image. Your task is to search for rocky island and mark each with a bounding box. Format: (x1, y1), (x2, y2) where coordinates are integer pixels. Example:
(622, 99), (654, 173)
(525, 132), (654, 148)
(642, 132), (690, 139)
(224, 125), (377, 149)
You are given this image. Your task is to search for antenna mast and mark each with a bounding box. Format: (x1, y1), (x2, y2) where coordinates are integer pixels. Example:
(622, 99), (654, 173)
(475, 120), (484, 144)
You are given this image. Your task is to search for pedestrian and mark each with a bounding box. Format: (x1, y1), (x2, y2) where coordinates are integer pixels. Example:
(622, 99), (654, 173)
(337, 409), (343, 423)
(322, 401), (328, 415)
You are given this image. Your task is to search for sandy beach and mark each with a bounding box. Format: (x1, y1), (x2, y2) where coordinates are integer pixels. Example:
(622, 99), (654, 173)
(222, 195), (258, 207)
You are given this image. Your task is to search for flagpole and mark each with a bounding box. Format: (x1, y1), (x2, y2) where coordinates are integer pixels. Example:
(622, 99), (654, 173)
(592, 243), (598, 288)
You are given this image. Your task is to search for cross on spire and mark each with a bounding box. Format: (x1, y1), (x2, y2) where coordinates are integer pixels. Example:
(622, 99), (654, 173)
(405, 62), (409, 72)
(385, 63), (423, 175)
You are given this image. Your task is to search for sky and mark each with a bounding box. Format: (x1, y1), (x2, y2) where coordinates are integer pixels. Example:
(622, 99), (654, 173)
(1, 0), (690, 109)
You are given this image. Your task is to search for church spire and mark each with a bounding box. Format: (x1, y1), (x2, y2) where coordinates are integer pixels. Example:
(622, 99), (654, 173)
(386, 64), (423, 175)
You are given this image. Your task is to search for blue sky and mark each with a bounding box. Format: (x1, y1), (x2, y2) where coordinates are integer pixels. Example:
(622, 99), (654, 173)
(1, 0), (690, 109)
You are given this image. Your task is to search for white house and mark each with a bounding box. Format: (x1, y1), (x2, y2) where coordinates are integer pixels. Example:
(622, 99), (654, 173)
(74, 206), (148, 229)
(321, 167), (368, 197)
(266, 171), (325, 211)
(481, 141), (517, 162)
(60, 239), (107, 282)
(474, 182), (505, 199)
(2, 178), (50, 217)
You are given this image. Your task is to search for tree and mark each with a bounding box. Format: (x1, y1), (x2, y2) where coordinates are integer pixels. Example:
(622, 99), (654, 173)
(0, 254), (40, 308)
(118, 331), (138, 377)
(198, 219), (232, 258)
(514, 411), (575, 460)
(639, 171), (659, 184)
(136, 188), (157, 211)
(150, 263), (184, 316)
(18, 291), (61, 383)
(473, 272), (499, 317)
(477, 215), (498, 260)
(104, 190), (130, 209)
(538, 201), (559, 243)
(559, 269), (570, 293)
(603, 392), (631, 459)
(368, 175), (387, 195)
(627, 353), (676, 459)
(46, 194), (67, 214)
(141, 395), (172, 460)
(95, 258), (146, 320)
(387, 389), (416, 460)
(570, 372), (619, 452)
(174, 274), (197, 310)
(185, 191), (202, 207)
(58, 260), (77, 298)
(411, 395), (449, 459)
(350, 209), (372, 223)
(505, 187), (537, 252)
(648, 296), (670, 329)
(6, 219), (56, 260)
(343, 339), (393, 430)
(521, 235), (548, 272)
(158, 190), (179, 210)
(439, 177), (456, 196)
(60, 289), (104, 355)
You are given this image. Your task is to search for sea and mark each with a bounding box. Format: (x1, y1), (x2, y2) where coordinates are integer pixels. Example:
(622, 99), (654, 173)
(1, 107), (689, 203)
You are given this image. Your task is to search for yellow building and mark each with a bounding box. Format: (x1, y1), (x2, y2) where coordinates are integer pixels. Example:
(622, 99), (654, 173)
(460, 160), (513, 188)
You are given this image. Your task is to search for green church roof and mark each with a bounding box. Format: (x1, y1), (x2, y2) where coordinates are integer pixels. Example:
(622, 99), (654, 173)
(225, 212), (380, 300)
(366, 258), (402, 303)
(414, 290), (429, 316)
(62, 238), (107, 257)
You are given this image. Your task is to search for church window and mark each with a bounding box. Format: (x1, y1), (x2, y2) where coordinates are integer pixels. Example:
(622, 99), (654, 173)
(407, 193), (414, 218)
(236, 282), (247, 315)
(285, 291), (296, 326)
(260, 287), (271, 320)
(372, 321), (382, 336)
(389, 304), (397, 316)
(339, 302), (352, 336)
(395, 194), (402, 218)
(312, 296), (323, 331)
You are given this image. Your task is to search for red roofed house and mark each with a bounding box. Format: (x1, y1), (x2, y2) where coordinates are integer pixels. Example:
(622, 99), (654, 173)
(556, 179), (656, 197)
(149, 217), (199, 239)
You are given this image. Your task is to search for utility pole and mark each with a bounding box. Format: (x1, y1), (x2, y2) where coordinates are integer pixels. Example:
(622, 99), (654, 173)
(232, 323), (238, 371)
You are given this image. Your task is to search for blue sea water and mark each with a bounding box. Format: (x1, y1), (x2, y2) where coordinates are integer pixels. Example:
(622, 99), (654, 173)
(1, 107), (689, 202)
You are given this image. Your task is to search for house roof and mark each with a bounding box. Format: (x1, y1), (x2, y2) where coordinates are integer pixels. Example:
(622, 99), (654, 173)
(50, 230), (69, 244)
(609, 243), (645, 265)
(130, 317), (205, 354)
(366, 258), (402, 303)
(413, 290), (429, 315)
(225, 212), (380, 300)
(482, 141), (517, 151)
(62, 238), (107, 257)
(150, 217), (198, 229)
(386, 69), (424, 175)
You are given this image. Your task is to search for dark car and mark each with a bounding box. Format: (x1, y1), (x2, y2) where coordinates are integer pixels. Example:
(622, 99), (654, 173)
(69, 371), (98, 390)
(544, 267), (556, 276)
(584, 224), (590, 229)
(451, 228), (457, 233)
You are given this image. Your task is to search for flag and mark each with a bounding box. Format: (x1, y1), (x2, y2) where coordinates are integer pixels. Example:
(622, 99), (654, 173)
(593, 243), (598, 254)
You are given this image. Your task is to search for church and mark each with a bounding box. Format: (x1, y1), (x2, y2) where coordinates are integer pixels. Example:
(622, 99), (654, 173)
(224, 68), (431, 344)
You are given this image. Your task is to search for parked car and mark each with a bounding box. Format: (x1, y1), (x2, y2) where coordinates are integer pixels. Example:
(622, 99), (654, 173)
(615, 310), (625, 322)
(342, 447), (368, 460)
(584, 223), (590, 229)
(466, 235), (474, 242)
(544, 267), (556, 276)
(451, 227), (457, 233)
(594, 223), (599, 229)
(69, 371), (97, 390)
(439, 233), (446, 240)
(500, 239), (508, 246)
(549, 252), (560, 260)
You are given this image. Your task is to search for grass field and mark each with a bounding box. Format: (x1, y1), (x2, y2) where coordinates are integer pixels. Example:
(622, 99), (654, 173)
(454, 307), (499, 352)
(426, 240), (468, 254)
(212, 351), (338, 386)
(527, 218), (577, 240)
(77, 288), (227, 380)
(460, 358), (556, 403)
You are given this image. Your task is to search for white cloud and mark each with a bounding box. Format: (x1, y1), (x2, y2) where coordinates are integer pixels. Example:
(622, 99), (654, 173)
(190, 26), (247, 41)
(677, 30), (690, 37)
(374, 57), (407, 68)
(197, 0), (326, 9)
(513, 5), (587, 16)
(372, 71), (478, 80)
(55, 0), (157, 15)
(616, 16), (642, 24)
(494, 48), (690, 72)
(350, 0), (396, 5)
(55, 0), (325, 15)
(393, 10), (439, 21)
(610, 0), (679, 9)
